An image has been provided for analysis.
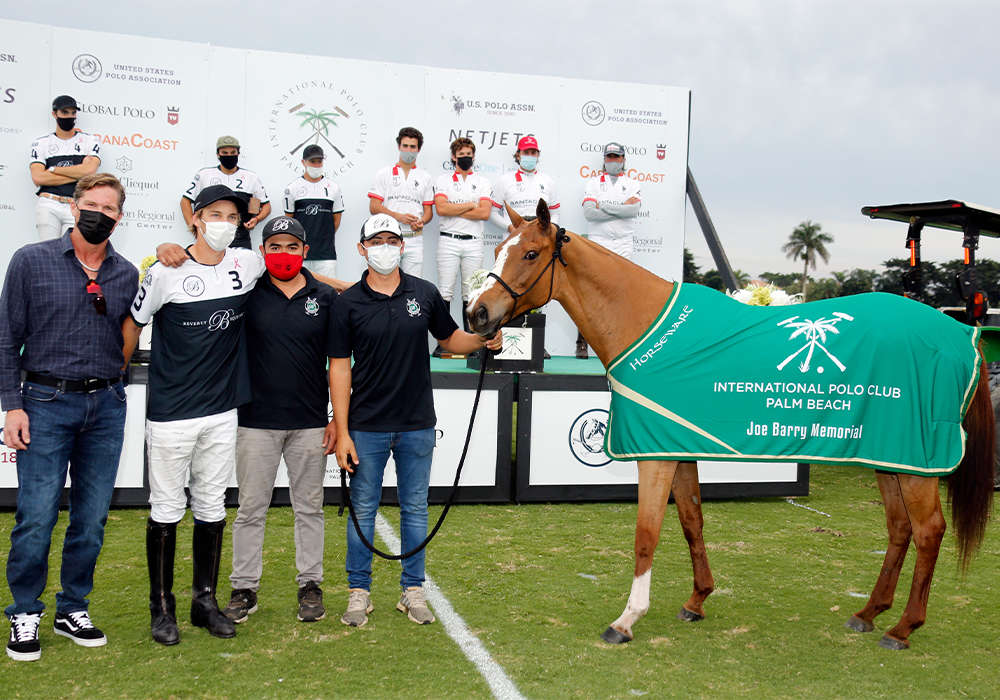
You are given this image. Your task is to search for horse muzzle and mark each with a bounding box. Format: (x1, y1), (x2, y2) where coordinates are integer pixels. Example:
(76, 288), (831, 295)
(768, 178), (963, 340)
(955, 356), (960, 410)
(466, 295), (510, 338)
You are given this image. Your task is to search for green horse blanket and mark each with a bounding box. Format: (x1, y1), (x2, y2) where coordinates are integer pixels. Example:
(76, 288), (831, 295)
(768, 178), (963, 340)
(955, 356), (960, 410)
(605, 283), (983, 476)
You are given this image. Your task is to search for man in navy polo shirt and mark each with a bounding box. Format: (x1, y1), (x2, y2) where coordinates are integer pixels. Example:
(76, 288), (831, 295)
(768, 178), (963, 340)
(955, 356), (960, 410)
(222, 216), (336, 626)
(330, 214), (501, 628)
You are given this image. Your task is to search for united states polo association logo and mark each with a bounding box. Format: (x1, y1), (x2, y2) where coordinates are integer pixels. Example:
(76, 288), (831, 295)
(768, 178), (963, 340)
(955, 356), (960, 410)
(581, 100), (605, 126)
(268, 81), (367, 176)
(406, 298), (421, 317)
(304, 297), (319, 316)
(568, 409), (612, 467)
(72, 54), (102, 83)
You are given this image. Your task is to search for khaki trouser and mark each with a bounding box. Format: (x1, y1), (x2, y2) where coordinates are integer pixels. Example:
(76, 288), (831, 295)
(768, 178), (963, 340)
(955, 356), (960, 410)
(230, 426), (327, 590)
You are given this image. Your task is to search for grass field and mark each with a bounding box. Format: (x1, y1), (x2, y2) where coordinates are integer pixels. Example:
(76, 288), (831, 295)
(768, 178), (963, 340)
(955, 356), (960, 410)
(0, 465), (997, 699)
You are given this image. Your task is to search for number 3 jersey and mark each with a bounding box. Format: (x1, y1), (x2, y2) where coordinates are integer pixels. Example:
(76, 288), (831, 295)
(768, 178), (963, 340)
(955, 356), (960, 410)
(130, 248), (266, 422)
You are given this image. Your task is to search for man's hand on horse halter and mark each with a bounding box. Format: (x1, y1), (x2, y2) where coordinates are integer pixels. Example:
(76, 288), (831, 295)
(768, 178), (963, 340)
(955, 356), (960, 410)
(484, 330), (503, 352)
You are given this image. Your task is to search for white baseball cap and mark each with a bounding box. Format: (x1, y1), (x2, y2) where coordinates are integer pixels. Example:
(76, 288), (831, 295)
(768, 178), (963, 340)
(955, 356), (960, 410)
(360, 214), (402, 241)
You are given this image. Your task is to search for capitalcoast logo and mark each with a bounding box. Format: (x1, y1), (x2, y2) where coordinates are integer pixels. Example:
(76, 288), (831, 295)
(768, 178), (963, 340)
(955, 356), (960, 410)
(578, 165), (665, 183)
(71, 54), (181, 86)
(77, 102), (156, 120)
(268, 80), (368, 176)
(568, 409), (612, 467)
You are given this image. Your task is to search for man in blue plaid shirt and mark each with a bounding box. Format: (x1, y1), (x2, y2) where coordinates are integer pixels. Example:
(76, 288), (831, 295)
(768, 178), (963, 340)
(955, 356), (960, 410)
(0, 173), (138, 662)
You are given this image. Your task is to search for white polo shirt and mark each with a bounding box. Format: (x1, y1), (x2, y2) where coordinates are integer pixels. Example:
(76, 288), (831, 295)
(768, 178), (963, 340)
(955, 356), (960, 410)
(368, 165), (434, 236)
(582, 173), (642, 239)
(30, 131), (102, 198)
(433, 171), (493, 238)
(182, 166), (269, 207)
(491, 169), (560, 223)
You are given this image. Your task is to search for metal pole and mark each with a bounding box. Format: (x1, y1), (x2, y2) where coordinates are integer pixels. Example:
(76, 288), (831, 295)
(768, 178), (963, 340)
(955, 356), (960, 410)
(686, 167), (739, 291)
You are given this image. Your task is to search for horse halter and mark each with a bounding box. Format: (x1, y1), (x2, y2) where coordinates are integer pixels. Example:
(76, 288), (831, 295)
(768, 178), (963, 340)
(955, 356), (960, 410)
(487, 227), (570, 313)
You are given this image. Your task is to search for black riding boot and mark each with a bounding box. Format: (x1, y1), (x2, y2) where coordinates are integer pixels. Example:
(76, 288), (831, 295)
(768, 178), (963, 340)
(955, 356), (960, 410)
(146, 518), (180, 646)
(190, 519), (236, 638)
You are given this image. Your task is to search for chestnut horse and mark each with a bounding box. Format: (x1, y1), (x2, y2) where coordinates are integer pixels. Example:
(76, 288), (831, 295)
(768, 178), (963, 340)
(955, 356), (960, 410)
(467, 200), (995, 650)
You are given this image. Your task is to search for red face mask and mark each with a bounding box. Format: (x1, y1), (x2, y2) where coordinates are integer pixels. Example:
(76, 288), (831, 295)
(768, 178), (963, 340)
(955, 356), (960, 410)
(264, 252), (304, 281)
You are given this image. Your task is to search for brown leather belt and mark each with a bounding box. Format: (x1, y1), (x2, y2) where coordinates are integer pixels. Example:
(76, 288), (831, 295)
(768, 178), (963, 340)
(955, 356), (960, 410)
(38, 192), (73, 204)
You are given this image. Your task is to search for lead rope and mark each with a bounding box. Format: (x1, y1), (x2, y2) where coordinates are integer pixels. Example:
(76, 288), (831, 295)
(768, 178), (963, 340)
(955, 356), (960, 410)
(338, 352), (489, 560)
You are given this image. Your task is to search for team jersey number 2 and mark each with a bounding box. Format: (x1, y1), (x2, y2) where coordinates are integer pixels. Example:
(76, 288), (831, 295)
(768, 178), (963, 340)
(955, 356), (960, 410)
(229, 271), (242, 290)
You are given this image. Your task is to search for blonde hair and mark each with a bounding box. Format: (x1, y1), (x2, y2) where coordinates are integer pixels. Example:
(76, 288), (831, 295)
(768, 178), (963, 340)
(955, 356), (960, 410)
(74, 172), (126, 212)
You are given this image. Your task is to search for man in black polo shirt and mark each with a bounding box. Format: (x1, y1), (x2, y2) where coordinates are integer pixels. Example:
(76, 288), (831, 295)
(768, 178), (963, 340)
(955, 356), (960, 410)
(222, 216), (336, 625)
(0, 173), (138, 661)
(330, 214), (501, 628)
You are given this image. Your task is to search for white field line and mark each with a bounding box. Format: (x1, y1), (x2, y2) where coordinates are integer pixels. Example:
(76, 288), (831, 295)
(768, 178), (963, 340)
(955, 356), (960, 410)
(374, 513), (525, 700)
(784, 497), (831, 517)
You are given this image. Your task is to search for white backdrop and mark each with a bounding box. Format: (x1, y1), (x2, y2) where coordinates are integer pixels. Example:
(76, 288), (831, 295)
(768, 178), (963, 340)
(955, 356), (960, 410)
(0, 18), (690, 355)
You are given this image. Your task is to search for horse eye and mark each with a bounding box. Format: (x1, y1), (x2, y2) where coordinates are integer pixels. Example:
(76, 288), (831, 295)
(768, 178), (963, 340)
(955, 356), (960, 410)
(523, 250), (539, 261)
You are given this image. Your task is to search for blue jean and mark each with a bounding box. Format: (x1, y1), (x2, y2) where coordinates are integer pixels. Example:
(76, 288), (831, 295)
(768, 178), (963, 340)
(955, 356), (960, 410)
(5, 381), (126, 616)
(345, 428), (435, 590)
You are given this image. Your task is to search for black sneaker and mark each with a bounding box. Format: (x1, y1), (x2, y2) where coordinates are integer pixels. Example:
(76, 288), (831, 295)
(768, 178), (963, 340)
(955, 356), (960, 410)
(297, 582), (326, 622)
(222, 589), (258, 624)
(7, 612), (42, 661)
(53, 610), (106, 647)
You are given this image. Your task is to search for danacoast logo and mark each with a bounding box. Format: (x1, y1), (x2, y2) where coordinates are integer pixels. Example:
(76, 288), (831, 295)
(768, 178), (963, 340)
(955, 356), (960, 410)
(92, 131), (179, 151)
(268, 80), (368, 176)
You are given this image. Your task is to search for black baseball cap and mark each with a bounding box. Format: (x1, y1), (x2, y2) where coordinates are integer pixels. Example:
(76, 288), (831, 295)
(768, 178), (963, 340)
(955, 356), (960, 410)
(302, 144), (324, 160)
(262, 216), (306, 243)
(52, 95), (78, 111)
(192, 184), (248, 216)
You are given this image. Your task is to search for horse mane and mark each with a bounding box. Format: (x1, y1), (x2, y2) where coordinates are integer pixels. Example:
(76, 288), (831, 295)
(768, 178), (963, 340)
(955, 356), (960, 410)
(947, 357), (995, 571)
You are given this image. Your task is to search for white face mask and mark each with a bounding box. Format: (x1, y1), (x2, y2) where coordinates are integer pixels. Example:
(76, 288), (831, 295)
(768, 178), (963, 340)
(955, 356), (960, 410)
(201, 220), (237, 251)
(366, 243), (401, 275)
(604, 161), (624, 176)
(305, 165), (324, 179)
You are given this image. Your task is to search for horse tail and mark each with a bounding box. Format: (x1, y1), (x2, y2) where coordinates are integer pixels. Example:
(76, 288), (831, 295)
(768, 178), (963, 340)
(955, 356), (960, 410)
(947, 357), (995, 571)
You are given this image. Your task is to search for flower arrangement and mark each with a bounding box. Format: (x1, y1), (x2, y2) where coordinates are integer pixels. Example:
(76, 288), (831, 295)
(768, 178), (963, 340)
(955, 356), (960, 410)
(139, 255), (157, 281)
(728, 282), (802, 306)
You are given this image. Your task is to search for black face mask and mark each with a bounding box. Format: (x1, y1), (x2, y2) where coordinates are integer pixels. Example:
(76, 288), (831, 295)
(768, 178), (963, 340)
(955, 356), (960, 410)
(76, 208), (117, 244)
(219, 154), (239, 170)
(56, 117), (76, 132)
(455, 156), (474, 171)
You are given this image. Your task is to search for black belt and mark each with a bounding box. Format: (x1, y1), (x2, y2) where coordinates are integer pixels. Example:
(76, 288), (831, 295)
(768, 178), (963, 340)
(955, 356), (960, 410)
(24, 372), (119, 393)
(440, 232), (478, 241)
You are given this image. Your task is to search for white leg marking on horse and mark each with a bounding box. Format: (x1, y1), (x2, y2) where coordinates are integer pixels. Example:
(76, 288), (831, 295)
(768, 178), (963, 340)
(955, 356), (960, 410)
(374, 514), (525, 700)
(610, 569), (652, 637)
(467, 234), (520, 309)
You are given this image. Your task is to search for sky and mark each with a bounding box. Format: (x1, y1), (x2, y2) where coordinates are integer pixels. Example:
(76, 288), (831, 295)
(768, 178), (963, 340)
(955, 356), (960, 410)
(7, 0), (1000, 279)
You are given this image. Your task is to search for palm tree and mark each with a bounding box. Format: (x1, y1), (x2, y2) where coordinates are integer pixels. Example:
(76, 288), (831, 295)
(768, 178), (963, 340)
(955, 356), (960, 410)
(782, 221), (833, 300)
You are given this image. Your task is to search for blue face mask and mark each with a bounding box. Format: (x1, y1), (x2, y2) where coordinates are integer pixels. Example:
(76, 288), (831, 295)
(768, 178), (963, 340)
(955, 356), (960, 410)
(519, 155), (538, 171)
(399, 150), (418, 164)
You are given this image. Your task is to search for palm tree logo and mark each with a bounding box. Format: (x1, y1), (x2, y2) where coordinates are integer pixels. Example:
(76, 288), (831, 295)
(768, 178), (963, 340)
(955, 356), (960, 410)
(775, 312), (854, 374)
(287, 104), (351, 158)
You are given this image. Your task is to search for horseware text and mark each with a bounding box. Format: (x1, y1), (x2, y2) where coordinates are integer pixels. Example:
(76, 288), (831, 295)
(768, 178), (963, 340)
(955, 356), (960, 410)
(628, 305), (694, 371)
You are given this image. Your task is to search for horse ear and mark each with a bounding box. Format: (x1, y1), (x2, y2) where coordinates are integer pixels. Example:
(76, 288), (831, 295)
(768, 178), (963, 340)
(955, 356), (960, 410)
(505, 202), (524, 230)
(536, 198), (551, 231)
